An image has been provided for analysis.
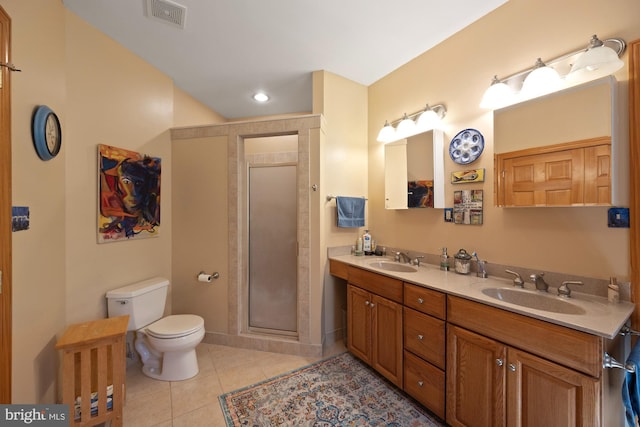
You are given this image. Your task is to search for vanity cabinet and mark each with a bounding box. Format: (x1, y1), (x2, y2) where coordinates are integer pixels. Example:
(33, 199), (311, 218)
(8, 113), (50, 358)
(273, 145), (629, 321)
(403, 284), (446, 419)
(495, 138), (611, 207)
(446, 296), (601, 427)
(346, 267), (403, 387)
(331, 260), (610, 425)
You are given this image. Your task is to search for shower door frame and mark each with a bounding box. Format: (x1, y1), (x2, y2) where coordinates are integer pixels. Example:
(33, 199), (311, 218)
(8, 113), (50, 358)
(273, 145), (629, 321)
(225, 115), (322, 347)
(246, 160), (299, 338)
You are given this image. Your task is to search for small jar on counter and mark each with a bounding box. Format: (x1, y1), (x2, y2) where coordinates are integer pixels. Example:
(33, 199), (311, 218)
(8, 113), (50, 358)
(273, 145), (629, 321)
(454, 249), (472, 275)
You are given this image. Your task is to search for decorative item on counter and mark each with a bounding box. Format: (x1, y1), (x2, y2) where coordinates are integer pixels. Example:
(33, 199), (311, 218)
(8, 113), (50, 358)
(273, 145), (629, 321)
(355, 236), (363, 256)
(440, 247), (450, 271)
(453, 189), (483, 225)
(608, 277), (620, 303)
(451, 168), (485, 184)
(363, 230), (373, 255)
(454, 249), (472, 275)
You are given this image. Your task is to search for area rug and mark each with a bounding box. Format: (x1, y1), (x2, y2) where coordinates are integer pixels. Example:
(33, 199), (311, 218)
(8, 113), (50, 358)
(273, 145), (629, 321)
(218, 352), (445, 426)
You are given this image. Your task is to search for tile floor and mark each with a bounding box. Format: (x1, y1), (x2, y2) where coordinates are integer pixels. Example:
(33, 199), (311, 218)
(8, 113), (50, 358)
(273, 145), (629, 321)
(123, 341), (346, 426)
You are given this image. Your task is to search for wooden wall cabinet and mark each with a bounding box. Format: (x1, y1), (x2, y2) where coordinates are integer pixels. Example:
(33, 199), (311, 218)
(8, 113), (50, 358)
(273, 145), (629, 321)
(495, 138), (611, 207)
(346, 269), (403, 387)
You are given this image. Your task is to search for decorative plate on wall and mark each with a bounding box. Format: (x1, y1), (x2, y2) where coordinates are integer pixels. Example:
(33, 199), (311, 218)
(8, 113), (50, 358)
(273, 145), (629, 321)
(449, 128), (484, 165)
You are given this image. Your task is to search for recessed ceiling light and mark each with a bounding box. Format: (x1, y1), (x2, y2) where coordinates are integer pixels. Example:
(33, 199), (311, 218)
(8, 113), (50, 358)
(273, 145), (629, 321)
(253, 92), (269, 102)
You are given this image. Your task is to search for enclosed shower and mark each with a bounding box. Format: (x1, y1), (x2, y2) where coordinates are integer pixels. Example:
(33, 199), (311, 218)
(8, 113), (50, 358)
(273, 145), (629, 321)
(245, 136), (298, 337)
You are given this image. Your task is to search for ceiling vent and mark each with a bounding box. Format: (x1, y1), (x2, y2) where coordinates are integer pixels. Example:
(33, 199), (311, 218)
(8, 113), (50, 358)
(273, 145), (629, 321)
(144, 0), (187, 29)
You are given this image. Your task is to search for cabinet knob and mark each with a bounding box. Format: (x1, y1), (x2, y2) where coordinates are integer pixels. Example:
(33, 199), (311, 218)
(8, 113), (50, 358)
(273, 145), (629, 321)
(370, 303), (375, 308)
(417, 298), (424, 304)
(417, 381), (424, 387)
(496, 358), (504, 367)
(509, 363), (516, 372)
(365, 301), (370, 306)
(417, 334), (424, 340)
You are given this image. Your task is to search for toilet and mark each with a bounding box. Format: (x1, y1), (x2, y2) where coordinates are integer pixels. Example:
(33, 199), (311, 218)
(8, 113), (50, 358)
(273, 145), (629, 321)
(106, 277), (205, 381)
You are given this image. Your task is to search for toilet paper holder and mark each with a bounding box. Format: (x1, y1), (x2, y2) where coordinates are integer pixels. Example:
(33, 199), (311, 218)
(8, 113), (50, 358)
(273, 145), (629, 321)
(197, 271), (220, 282)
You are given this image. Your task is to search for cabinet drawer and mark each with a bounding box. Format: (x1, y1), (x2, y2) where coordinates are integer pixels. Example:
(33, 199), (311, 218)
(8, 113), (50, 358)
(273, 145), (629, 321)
(447, 296), (602, 377)
(404, 308), (445, 369)
(404, 283), (446, 319)
(348, 266), (403, 303)
(404, 350), (445, 419)
(329, 259), (349, 280)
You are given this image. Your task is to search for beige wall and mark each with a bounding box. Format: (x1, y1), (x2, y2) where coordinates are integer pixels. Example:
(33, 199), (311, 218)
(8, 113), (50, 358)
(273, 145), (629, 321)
(369, 0), (640, 280)
(312, 71), (368, 342)
(2, 0), (222, 403)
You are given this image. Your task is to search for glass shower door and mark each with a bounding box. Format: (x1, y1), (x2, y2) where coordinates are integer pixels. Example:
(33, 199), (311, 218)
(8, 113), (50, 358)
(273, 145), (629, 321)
(248, 163), (297, 335)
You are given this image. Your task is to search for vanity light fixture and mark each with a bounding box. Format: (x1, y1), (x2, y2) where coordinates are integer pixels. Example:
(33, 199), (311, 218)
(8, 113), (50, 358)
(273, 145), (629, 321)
(253, 92), (269, 102)
(480, 34), (626, 110)
(376, 103), (447, 143)
(520, 58), (563, 99)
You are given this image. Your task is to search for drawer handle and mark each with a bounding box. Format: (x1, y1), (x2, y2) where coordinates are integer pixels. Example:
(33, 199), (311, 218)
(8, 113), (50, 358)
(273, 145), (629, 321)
(417, 298), (424, 304)
(417, 334), (424, 341)
(509, 363), (516, 372)
(417, 381), (424, 387)
(496, 358), (504, 367)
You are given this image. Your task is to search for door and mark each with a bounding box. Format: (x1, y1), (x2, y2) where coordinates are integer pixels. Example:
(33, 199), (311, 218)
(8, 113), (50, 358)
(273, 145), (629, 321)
(506, 348), (600, 427)
(248, 163), (297, 335)
(447, 325), (506, 427)
(347, 284), (371, 364)
(371, 293), (403, 386)
(0, 5), (12, 404)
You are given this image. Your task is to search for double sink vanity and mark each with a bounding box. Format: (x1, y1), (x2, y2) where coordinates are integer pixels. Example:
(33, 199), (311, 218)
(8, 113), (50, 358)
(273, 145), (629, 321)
(329, 253), (634, 426)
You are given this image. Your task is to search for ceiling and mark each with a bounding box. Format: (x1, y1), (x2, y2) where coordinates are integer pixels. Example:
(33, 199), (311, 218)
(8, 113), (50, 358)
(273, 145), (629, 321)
(62, 0), (508, 119)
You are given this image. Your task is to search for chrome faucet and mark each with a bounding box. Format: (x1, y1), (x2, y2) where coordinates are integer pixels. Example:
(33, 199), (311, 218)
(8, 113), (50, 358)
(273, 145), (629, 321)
(395, 251), (412, 264)
(557, 280), (584, 298)
(505, 270), (524, 288)
(411, 256), (425, 267)
(530, 272), (549, 292)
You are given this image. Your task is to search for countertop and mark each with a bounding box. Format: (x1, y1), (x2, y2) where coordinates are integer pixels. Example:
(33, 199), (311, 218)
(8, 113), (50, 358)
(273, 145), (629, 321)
(330, 254), (635, 339)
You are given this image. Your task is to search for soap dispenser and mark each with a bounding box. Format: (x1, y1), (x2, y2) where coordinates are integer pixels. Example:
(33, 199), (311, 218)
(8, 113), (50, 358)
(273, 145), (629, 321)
(363, 230), (372, 255)
(440, 247), (450, 271)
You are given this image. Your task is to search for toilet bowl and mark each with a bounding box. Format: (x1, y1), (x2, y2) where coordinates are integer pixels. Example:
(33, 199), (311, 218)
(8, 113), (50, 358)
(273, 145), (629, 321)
(135, 314), (205, 381)
(105, 277), (206, 382)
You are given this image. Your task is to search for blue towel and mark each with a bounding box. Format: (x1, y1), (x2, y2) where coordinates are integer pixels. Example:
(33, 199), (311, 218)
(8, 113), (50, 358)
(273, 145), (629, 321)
(623, 340), (640, 426)
(336, 196), (365, 228)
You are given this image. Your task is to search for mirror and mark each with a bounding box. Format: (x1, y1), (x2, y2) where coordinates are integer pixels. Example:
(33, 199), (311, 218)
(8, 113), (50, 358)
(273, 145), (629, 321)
(385, 129), (444, 209)
(494, 76), (625, 207)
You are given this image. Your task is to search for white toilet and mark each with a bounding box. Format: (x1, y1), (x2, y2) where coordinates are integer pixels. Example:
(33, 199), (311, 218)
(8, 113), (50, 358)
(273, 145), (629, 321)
(106, 277), (205, 381)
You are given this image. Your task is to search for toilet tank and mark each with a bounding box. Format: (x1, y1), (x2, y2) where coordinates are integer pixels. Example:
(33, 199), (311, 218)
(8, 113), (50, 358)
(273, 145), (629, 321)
(105, 277), (169, 331)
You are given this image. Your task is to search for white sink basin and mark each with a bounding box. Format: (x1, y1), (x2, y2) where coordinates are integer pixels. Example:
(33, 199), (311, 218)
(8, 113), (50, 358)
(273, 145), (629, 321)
(369, 261), (417, 273)
(481, 287), (586, 315)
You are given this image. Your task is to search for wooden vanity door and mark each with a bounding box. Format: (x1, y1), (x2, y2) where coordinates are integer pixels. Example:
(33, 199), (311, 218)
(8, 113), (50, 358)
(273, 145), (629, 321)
(446, 324), (507, 427)
(506, 348), (600, 427)
(347, 284), (371, 365)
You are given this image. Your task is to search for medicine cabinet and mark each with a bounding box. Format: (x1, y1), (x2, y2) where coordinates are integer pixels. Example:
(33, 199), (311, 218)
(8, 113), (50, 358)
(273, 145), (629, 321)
(494, 76), (626, 207)
(384, 129), (445, 209)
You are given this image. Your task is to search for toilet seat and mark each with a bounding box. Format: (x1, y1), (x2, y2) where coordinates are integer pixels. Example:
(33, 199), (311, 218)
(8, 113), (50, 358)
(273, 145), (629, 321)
(145, 314), (204, 339)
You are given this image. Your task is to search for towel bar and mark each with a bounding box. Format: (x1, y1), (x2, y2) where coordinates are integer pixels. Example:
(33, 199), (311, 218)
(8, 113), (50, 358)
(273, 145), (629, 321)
(326, 195), (368, 202)
(603, 352), (635, 373)
(620, 325), (640, 336)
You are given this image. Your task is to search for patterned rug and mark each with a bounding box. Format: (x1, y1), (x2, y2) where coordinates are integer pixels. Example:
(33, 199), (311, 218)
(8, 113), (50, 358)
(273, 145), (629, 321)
(218, 352), (445, 426)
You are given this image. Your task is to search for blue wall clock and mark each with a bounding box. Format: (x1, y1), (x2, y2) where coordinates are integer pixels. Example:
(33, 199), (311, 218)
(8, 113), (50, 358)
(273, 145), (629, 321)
(32, 105), (62, 161)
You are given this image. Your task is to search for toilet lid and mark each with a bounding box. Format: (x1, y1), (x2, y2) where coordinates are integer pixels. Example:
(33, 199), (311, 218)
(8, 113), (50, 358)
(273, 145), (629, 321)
(145, 314), (204, 338)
